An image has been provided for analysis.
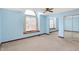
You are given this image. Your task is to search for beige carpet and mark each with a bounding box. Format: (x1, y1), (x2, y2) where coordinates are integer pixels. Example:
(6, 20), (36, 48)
(0, 32), (79, 51)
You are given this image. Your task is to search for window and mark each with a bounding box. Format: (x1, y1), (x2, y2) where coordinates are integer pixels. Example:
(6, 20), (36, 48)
(24, 10), (39, 34)
(50, 17), (56, 29)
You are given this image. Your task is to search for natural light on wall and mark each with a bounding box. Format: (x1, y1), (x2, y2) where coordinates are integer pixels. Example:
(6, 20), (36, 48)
(24, 10), (36, 16)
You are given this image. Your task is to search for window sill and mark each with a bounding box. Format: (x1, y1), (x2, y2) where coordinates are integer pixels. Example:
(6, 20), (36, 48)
(23, 30), (40, 34)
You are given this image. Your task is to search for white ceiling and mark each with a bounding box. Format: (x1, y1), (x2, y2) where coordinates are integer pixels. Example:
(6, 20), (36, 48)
(6, 8), (43, 12)
(53, 8), (77, 14)
(6, 8), (77, 14)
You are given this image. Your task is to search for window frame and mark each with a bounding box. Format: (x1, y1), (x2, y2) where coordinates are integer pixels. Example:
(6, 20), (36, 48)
(49, 17), (56, 29)
(23, 10), (40, 34)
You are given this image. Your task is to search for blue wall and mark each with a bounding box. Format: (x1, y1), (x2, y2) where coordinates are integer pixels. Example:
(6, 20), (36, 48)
(45, 16), (50, 34)
(2, 9), (25, 42)
(40, 15), (48, 33)
(1, 9), (49, 42)
(0, 10), (2, 42)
